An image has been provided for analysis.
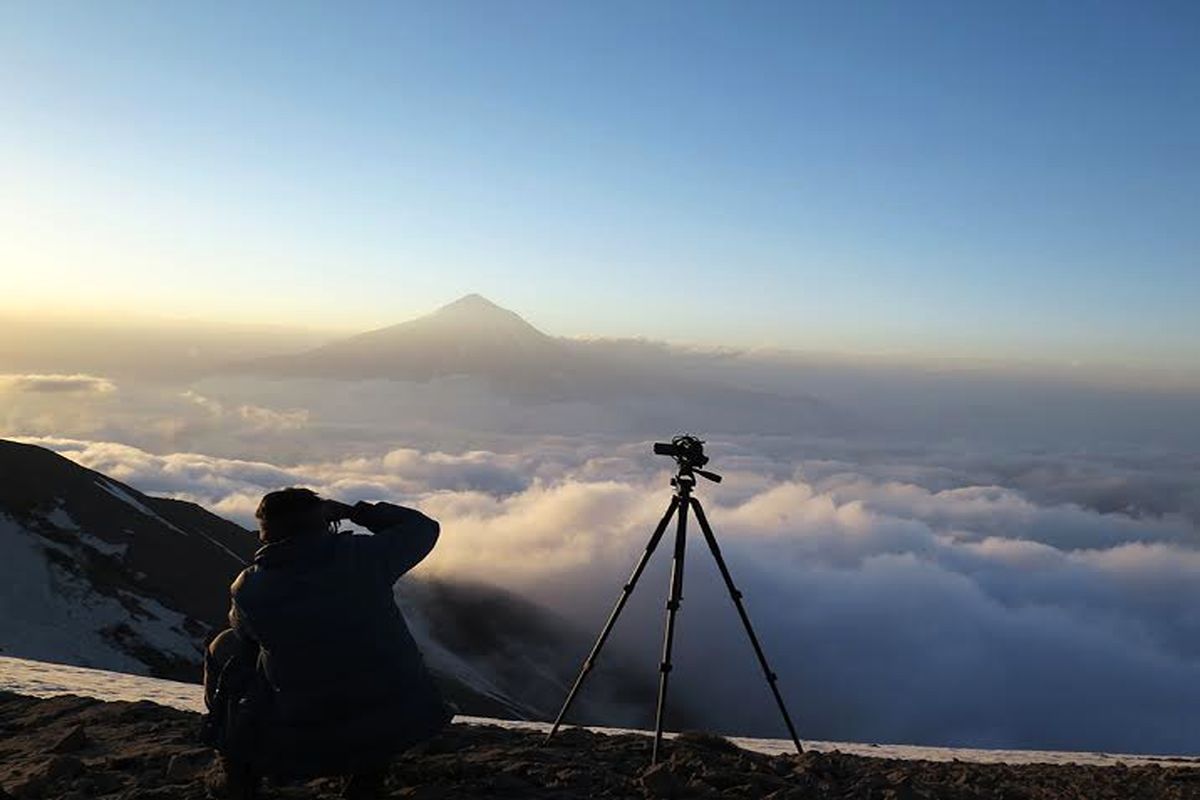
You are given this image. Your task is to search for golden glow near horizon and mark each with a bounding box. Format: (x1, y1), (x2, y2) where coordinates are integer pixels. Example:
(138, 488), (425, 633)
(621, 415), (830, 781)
(0, 302), (1196, 394)
(3, 4), (1197, 379)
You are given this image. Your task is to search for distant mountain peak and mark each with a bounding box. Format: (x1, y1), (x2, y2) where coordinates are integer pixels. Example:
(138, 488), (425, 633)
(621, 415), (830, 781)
(240, 293), (563, 381)
(437, 293), (503, 313)
(429, 293), (525, 325)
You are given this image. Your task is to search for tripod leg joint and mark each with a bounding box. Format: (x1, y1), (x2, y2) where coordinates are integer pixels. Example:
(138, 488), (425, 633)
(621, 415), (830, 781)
(659, 662), (673, 674)
(666, 599), (681, 611)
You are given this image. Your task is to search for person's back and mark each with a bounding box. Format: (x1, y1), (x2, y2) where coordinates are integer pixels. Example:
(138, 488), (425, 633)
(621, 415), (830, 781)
(205, 488), (450, 798)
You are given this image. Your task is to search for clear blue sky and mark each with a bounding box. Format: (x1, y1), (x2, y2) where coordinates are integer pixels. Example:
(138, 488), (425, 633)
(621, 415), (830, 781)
(2, 2), (1197, 366)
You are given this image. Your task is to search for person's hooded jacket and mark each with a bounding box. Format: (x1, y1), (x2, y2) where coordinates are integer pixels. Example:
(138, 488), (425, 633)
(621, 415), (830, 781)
(228, 501), (450, 776)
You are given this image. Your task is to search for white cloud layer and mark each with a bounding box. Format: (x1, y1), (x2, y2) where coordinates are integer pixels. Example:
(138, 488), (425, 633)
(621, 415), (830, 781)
(0, 373), (116, 393)
(181, 391), (310, 433)
(13, 433), (1200, 754)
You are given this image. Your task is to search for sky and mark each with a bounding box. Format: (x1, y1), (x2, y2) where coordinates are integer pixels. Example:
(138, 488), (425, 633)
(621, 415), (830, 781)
(2, 2), (1197, 366)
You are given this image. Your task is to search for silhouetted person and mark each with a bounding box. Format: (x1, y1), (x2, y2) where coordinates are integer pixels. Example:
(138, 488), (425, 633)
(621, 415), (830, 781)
(202, 488), (450, 800)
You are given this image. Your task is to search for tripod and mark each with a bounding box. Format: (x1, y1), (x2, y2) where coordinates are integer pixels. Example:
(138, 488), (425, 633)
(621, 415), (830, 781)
(544, 458), (803, 763)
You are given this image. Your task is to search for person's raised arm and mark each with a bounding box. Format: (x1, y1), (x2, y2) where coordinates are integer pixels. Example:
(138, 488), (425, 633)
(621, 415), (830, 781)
(338, 500), (440, 581)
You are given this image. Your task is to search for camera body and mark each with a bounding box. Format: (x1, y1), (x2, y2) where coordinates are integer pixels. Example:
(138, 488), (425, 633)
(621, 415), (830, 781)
(653, 435), (710, 469)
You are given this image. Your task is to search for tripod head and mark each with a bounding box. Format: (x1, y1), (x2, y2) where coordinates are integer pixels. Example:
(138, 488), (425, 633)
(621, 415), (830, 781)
(653, 435), (722, 484)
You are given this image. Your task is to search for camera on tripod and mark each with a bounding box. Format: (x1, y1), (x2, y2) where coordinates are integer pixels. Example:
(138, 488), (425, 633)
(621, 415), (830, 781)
(653, 435), (708, 467)
(653, 435), (721, 483)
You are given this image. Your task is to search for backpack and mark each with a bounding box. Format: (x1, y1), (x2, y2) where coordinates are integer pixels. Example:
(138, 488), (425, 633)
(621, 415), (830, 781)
(199, 643), (273, 762)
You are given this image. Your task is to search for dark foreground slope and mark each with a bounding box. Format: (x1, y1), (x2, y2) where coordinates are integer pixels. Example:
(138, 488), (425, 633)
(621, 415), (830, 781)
(4, 693), (1200, 800)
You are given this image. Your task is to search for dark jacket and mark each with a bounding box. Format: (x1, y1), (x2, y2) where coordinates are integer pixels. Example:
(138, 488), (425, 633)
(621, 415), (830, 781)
(229, 502), (449, 776)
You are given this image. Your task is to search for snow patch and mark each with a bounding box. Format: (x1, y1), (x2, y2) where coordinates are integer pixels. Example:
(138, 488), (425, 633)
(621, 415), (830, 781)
(94, 479), (189, 536)
(187, 526), (249, 567)
(43, 506), (79, 531)
(40, 503), (129, 558)
(78, 532), (129, 559)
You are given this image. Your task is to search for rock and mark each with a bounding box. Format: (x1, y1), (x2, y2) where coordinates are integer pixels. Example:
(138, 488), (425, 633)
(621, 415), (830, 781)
(641, 762), (680, 798)
(745, 772), (790, 794)
(107, 755), (142, 771)
(668, 752), (706, 774)
(486, 772), (528, 792)
(202, 762), (231, 798)
(700, 768), (743, 790)
(395, 787), (449, 800)
(121, 789), (185, 799)
(763, 790), (807, 800)
(49, 726), (89, 754)
(165, 748), (212, 782)
(6, 757), (85, 798)
(120, 700), (161, 720)
(675, 730), (741, 755)
(6, 776), (43, 800)
(42, 755), (84, 782)
(83, 771), (126, 794)
(684, 778), (718, 797)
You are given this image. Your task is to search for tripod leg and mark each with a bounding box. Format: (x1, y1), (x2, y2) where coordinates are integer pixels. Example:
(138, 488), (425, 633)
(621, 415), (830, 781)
(690, 498), (804, 754)
(544, 497), (680, 743)
(652, 494), (690, 763)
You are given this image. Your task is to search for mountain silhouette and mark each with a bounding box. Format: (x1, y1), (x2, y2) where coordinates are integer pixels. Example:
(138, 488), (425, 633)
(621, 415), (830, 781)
(245, 294), (571, 382)
(230, 294), (849, 435)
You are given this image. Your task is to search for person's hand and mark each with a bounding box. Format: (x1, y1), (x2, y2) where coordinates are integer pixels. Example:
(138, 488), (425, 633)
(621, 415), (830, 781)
(322, 499), (355, 522)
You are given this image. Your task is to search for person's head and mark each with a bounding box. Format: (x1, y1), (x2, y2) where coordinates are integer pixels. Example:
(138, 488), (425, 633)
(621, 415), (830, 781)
(255, 487), (331, 544)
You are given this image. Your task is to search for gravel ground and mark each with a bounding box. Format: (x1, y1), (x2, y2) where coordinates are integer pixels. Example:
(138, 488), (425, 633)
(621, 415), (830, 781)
(3, 691), (1200, 799)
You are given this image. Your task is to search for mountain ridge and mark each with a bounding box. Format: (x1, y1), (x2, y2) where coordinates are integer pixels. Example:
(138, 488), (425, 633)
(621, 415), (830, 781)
(227, 294), (848, 435)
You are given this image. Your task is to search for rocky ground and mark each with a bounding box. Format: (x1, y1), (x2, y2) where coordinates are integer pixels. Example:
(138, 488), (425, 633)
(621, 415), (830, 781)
(3, 691), (1200, 799)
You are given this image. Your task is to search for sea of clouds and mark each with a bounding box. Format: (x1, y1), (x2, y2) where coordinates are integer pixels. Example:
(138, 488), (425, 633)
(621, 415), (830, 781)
(4, 367), (1200, 753)
(8, 424), (1200, 754)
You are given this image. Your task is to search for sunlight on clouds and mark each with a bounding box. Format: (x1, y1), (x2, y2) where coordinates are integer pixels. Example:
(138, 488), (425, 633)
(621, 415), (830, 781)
(182, 390), (309, 432)
(11, 433), (1200, 752)
(0, 373), (117, 394)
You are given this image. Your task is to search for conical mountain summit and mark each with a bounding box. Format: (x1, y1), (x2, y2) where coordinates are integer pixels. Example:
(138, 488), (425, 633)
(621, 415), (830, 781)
(233, 293), (843, 435)
(372, 293), (553, 344)
(246, 294), (568, 381)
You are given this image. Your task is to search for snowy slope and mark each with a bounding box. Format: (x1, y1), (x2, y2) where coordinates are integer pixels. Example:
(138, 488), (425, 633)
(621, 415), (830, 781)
(0, 513), (201, 674)
(0, 439), (253, 679)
